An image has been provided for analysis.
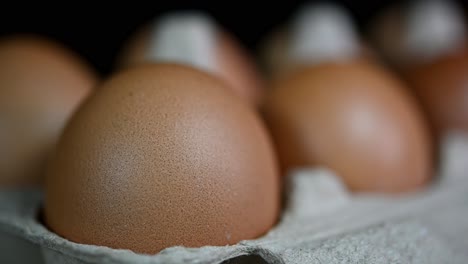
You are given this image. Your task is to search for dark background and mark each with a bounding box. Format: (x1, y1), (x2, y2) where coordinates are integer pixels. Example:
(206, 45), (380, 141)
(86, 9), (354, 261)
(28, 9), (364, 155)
(0, 0), (466, 74)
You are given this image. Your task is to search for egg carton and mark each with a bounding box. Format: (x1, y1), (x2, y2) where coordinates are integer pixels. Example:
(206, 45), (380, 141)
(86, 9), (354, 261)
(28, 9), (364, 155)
(1, 134), (468, 264)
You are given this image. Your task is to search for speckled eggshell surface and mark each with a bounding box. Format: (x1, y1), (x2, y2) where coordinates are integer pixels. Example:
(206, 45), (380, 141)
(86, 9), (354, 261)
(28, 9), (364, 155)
(44, 64), (280, 254)
(263, 61), (433, 193)
(0, 35), (96, 186)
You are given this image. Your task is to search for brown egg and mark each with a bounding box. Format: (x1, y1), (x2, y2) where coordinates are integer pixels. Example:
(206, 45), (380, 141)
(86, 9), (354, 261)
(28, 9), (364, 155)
(44, 64), (279, 254)
(263, 61), (433, 193)
(261, 3), (433, 192)
(370, 0), (468, 136)
(404, 47), (468, 135)
(0, 35), (96, 186)
(117, 12), (264, 106)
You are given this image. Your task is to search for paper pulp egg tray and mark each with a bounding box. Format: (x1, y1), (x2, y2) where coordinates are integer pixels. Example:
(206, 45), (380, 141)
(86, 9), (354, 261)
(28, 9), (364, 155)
(1, 134), (468, 264)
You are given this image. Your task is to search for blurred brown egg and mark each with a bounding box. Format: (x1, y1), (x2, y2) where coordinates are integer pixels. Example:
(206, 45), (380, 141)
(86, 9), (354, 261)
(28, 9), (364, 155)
(262, 3), (433, 193)
(44, 64), (279, 254)
(404, 47), (468, 135)
(370, 0), (468, 136)
(263, 61), (433, 193)
(117, 12), (264, 106)
(0, 35), (97, 186)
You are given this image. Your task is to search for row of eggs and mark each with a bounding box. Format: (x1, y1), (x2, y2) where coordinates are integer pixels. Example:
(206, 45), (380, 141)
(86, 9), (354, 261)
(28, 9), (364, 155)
(1, 0), (467, 255)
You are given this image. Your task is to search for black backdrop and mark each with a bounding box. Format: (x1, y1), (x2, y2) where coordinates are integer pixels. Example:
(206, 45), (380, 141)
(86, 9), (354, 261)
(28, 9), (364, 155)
(0, 0), (466, 74)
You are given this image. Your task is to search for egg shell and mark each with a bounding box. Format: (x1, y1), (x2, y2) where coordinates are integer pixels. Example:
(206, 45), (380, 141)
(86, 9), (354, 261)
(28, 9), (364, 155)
(404, 47), (468, 135)
(116, 14), (265, 106)
(0, 35), (96, 186)
(44, 64), (280, 254)
(263, 61), (433, 193)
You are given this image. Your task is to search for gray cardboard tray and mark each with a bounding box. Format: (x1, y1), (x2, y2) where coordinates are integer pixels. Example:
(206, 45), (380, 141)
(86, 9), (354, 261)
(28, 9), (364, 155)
(1, 134), (468, 264)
